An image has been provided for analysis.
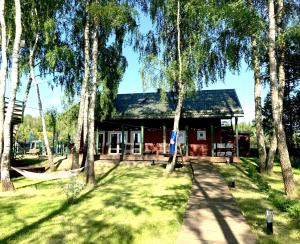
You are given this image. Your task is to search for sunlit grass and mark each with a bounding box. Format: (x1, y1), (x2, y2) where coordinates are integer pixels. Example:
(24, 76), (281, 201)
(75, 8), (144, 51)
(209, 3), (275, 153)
(0, 161), (192, 244)
(215, 158), (300, 244)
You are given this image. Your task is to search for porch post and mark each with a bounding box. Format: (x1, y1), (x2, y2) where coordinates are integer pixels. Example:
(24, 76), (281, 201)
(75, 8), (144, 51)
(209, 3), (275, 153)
(185, 125), (189, 156)
(141, 124), (144, 154)
(235, 117), (239, 157)
(211, 124), (215, 156)
(95, 127), (99, 155)
(121, 124), (125, 157)
(163, 124), (166, 154)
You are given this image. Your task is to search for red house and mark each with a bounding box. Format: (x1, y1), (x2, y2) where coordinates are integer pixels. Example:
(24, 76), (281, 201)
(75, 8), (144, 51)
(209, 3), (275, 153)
(95, 89), (246, 161)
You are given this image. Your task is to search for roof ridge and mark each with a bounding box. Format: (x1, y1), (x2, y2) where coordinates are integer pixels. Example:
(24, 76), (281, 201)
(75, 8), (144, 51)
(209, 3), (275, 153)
(117, 88), (236, 96)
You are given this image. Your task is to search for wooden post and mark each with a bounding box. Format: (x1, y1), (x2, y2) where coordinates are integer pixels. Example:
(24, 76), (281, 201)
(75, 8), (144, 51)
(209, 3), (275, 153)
(211, 124), (215, 156)
(185, 125), (189, 156)
(163, 124), (166, 154)
(121, 124), (125, 158)
(95, 127), (99, 155)
(235, 117), (239, 157)
(141, 124), (144, 154)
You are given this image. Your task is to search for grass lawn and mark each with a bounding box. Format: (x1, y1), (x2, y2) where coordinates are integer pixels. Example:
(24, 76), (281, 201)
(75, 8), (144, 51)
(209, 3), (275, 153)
(0, 161), (192, 244)
(215, 158), (300, 244)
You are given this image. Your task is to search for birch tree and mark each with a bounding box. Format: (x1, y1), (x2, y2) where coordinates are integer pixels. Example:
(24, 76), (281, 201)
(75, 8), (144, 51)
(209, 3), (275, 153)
(86, 26), (98, 186)
(71, 0), (90, 170)
(0, 0), (8, 164)
(1, 0), (22, 191)
(142, 0), (235, 173)
(29, 51), (55, 170)
(166, 0), (184, 173)
(267, 0), (295, 195)
(252, 36), (267, 172)
(247, 0), (267, 172)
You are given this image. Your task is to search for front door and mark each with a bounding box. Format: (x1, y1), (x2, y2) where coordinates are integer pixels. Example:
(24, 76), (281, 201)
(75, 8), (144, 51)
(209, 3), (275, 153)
(109, 131), (127, 154)
(131, 131), (141, 154)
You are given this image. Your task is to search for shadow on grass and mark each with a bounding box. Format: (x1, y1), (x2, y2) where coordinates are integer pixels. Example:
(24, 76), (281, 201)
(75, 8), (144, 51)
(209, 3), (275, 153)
(12, 157), (47, 167)
(151, 183), (191, 221)
(15, 179), (61, 190)
(47, 215), (134, 244)
(2, 164), (191, 243)
(217, 158), (300, 243)
(0, 164), (121, 244)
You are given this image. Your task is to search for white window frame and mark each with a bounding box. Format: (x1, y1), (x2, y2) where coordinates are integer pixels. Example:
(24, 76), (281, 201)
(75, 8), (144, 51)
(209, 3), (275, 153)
(97, 131), (105, 154)
(131, 131), (141, 154)
(108, 131), (128, 154)
(178, 131), (186, 144)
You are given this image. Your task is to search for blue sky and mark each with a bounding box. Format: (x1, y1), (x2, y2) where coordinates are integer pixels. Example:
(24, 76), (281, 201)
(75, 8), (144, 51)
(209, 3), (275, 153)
(16, 12), (269, 123)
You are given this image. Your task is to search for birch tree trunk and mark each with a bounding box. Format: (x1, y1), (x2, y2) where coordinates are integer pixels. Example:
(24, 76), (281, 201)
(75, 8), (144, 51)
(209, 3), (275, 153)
(29, 51), (55, 171)
(275, 0), (295, 195)
(1, 0), (22, 191)
(266, 130), (277, 172)
(81, 92), (89, 167)
(268, 0), (295, 196)
(166, 0), (184, 173)
(23, 34), (39, 109)
(0, 0), (8, 163)
(86, 27), (98, 186)
(72, 3), (90, 169)
(252, 37), (267, 172)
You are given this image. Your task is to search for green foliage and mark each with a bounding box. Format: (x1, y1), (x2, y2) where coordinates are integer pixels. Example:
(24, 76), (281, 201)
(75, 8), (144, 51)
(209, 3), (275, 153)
(61, 177), (85, 204)
(16, 103), (78, 146)
(16, 115), (43, 142)
(241, 158), (300, 225)
(56, 104), (79, 143)
(141, 0), (262, 96)
(268, 192), (295, 211)
(242, 158), (271, 192)
(216, 162), (300, 243)
(287, 202), (300, 225)
(89, 2), (137, 31)
(45, 108), (58, 132)
(268, 193), (300, 225)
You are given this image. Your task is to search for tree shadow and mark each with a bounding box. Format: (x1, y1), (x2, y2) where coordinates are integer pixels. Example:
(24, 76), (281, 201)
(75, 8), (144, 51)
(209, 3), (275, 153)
(0, 164), (121, 243)
(178, 162), (256, 244)
(151, 183), (191, 221)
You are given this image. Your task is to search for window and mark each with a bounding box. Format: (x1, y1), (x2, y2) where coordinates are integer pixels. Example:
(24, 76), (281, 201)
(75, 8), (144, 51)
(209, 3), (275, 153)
(197, 130), (206, 140)
(178, 131), (186, 144)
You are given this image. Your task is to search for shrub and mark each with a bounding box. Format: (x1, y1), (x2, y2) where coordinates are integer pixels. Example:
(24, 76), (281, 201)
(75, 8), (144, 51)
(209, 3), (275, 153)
(287, 202), (300, 226)
(244, 161), (270, 192)
(268, 192), (294, 211)
(61, 177), (85, 204)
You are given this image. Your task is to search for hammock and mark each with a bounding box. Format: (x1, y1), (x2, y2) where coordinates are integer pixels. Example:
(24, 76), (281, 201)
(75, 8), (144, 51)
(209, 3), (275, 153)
(11, 167), (84, 180)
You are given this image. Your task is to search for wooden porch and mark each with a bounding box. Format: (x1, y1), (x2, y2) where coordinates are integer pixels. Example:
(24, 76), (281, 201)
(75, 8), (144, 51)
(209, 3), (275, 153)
(93, 153), (241, 164)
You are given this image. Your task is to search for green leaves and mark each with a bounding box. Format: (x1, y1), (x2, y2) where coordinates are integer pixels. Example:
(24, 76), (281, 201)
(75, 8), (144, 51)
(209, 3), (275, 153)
(88, 2), (137, 30)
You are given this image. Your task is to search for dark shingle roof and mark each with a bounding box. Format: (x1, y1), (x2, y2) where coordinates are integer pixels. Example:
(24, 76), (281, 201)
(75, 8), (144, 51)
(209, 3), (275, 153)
(112, 89), (244, 119)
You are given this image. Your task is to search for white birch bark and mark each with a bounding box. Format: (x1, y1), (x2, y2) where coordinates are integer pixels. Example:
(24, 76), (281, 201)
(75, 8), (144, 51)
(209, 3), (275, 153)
(268, 0), (295, 195)
(166, 0), (184, 173)
(266, 130), (277, 172)
(29, 50), (55, 171)
(86, 27), (98, 186)
(0, 0), (8, 163)
(275, 0), (295, 195)
(252, 37), (267, 172)
(81, 90), (89, 167)
(1, 0), (22, 191)
(23, 34), (39, 109)
(72, 3), (90, 169)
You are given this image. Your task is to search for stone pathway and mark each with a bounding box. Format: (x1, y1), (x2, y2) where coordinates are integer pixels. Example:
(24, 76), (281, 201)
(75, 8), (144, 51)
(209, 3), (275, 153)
(177, 162), (256, 244)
